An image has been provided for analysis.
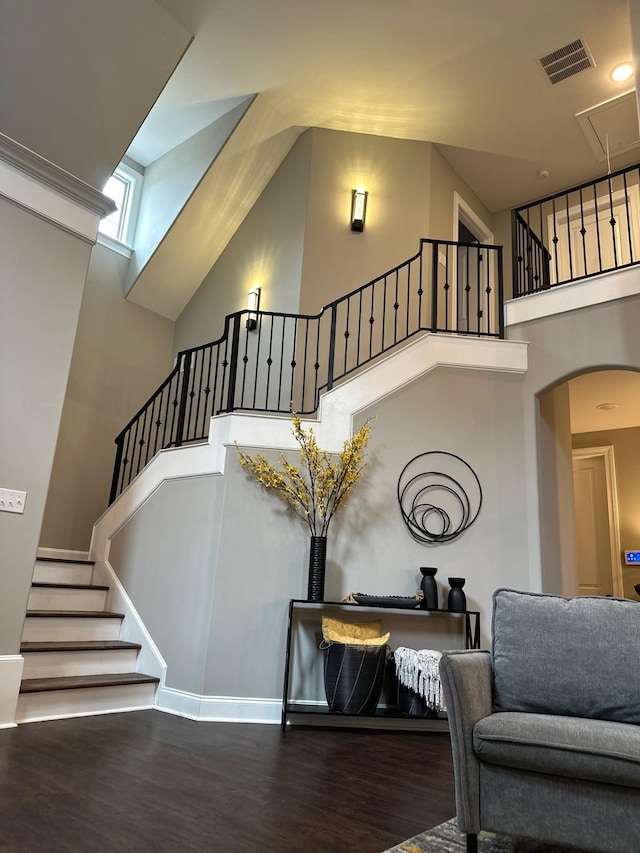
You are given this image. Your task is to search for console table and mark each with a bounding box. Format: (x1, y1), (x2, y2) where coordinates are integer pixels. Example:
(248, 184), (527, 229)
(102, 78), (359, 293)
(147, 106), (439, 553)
(281, 599), (480, 732)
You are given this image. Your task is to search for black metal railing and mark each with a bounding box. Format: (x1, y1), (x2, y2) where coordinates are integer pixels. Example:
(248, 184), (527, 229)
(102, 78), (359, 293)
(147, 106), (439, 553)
(109, 238), (504, 503)
(513, 162), (640, 298)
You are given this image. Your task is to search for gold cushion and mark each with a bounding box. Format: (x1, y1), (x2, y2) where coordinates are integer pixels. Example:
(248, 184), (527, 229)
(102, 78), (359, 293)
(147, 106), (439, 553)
(321, 615), (390, 646)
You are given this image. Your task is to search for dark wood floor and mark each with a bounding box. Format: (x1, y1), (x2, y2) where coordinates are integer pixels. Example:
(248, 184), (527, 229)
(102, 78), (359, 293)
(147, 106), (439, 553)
(0, 711), (456, 853)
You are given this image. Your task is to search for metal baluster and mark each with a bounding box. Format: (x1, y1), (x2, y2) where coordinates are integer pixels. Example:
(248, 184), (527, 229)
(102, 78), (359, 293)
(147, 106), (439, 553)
(497, 246), (505, 339)
(224, 314), (241, 414)
(623, 171), (633, 263)
(109, 436), (125, 504)
(465, 246), (471, 331)
(406, 262), (411, 338)
(288, 318), (298, 413)
(565, 192), (573, 282)
(277, 315), (287, 411)
(300, 319), (310, 411)
(579, 187), (588, 277)
(393, 269), (399, 343)
(312, 320), (321, 411)
(476, 248), (482, 335)
(343, 298), (350, 375)
(200, 345), (214, 439)
(327, 303), (337, 392)
(551, 198), (559, 285)
(431, 242), (439, 331)
(175, 351), (191, 446)
(369, 282), (375, 360)
(381, 275), (387, 350)
(607, 175), (619, 269)
(417, 250), (424, 329)
(444, 245), (450, 328)
(264, 316), (275, 410)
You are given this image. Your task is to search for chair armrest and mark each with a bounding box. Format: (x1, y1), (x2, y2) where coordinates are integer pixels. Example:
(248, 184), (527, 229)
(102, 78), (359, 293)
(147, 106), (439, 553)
(439, 649), (493, 833)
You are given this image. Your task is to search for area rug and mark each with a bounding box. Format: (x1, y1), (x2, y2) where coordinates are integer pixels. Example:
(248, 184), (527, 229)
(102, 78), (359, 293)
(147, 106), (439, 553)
(384, 818), (590, 852)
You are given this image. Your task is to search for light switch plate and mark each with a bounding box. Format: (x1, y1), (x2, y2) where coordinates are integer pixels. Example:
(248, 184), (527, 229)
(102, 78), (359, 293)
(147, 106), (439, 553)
(0, 488), (27, 514)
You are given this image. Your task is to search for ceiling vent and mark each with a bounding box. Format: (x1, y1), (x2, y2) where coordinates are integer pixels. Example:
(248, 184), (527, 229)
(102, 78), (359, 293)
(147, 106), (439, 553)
(539, 38), (595, 85)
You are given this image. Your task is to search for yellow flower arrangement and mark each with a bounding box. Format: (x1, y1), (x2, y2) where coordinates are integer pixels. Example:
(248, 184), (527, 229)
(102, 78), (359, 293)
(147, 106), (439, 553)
(236, 416), (372, 537)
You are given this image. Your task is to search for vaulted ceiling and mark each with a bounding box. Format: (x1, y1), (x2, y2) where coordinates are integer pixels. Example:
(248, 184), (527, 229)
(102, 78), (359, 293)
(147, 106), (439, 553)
(146, 0), (638, 211)
(2, 0), (638, 320)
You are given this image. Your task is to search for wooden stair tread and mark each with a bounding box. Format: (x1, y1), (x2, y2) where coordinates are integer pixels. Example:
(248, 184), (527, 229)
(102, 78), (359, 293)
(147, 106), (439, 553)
(25, 610), (124, 618)
(21, 640), (141, 653)
(31, 582), (109, 591)
(20, 672), (160, 693)
(36, 557), (95, 565)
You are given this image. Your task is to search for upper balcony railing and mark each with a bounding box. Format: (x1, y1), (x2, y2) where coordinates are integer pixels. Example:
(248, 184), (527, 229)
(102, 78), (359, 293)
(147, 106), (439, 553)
(109, 238), (504, 503)
(512, 162), (640, 298)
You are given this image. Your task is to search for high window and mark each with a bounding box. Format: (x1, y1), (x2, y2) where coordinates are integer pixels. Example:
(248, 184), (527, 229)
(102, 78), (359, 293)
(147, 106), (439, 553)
(98, 159), (144, 252)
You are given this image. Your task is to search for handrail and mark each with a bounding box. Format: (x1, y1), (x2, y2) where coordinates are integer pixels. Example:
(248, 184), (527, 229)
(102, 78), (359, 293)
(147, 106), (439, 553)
(110, 238), (504, 503)
(512, 161), (640, 297)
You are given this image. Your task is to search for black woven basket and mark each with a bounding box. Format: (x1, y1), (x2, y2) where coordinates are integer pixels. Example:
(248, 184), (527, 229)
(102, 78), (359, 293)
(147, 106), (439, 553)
(397, 681), (438, 718)
(323, 641), (386, 714)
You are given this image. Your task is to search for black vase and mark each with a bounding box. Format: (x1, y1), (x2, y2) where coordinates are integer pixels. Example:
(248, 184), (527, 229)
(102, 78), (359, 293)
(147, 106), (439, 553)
(307, 536), (327, 602)
(419, 567), (439, 610)
(447, 577), (467, 612)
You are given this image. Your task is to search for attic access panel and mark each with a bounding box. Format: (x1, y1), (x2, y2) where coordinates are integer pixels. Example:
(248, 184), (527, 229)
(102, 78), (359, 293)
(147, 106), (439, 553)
(576, 91), (640, 162)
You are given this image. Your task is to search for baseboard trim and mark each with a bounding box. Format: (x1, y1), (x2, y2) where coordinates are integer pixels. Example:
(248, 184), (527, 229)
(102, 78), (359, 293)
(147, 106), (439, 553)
(157, 686), (280, 724)
(37, 547), (90, 562)
(16, 704), (156, 725)
(0, 656), (24, 727)
(92, 559), (167, 685)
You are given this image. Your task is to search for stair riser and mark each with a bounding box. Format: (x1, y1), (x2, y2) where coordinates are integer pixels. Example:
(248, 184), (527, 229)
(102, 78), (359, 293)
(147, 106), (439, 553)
(22, 649), (139, 679)
(32, 563), (93, 585)
(27, 587), (107, 612)
(22, 617), (122, 643)
(15, 682), (157, 724)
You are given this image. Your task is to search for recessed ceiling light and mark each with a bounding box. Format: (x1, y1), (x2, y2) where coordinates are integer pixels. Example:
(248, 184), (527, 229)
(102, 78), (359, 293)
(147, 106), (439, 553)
(611, 62), (634, 82)
(596, 402), (618, 411)
(538, 169), (551, 179)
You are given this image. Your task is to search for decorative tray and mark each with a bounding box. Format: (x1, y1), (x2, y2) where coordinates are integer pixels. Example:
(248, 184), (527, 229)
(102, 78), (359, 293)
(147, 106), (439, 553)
(352, 594), (421, 609)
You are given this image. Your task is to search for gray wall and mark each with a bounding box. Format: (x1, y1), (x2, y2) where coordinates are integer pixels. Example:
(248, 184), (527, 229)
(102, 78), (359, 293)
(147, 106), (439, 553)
(299, 129), (433, 314)
(538, 383), (578, 594)
(173, 130), (312, 354)
(573, 426), (640, 598)
(109, 475), (226, 694)
(0, 198), (93, 654)
(109, 364), (529, 700)
(508, 285), (640, 592)
(41, 244), (175, 551)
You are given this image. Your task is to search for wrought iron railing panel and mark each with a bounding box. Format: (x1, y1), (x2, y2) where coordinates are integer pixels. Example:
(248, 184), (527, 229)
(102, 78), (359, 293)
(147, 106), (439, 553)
(110, 239), (504, 503)
(513, 163), (640, 298)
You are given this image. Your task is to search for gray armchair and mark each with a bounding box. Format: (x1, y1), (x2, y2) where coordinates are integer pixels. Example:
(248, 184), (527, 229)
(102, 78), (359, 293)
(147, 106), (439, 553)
(439, 588), (640, 853)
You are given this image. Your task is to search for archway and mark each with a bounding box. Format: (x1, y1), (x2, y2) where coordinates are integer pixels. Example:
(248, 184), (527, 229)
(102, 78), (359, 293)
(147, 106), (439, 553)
(537, 368), (640, 599)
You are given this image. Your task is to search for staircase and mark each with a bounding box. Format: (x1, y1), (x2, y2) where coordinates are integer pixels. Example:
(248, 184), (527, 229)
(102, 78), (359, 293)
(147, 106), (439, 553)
(16, 557), (159, 723)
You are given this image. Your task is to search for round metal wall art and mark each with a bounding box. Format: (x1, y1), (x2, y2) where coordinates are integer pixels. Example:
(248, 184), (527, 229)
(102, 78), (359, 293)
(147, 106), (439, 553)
(397, 451), (482, 544)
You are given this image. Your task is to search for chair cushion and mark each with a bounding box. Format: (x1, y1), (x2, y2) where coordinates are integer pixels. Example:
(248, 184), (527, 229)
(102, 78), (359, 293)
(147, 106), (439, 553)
(474, 712), (640, 789)
(491, 588), (640, 724)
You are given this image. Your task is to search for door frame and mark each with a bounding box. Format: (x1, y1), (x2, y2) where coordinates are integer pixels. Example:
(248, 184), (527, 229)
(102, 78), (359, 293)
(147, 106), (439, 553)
(571, 445), (624, 597)
(452, 193), (494, 330)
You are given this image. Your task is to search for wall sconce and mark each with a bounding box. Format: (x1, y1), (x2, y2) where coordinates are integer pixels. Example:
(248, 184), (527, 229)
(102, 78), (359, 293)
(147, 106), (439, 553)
(246, 286), (261, 331)
(351, 187), (368, 232)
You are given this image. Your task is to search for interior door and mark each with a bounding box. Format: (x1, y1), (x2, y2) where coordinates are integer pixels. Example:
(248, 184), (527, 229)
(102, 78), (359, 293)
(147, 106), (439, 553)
(572, 454), (614, 596)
